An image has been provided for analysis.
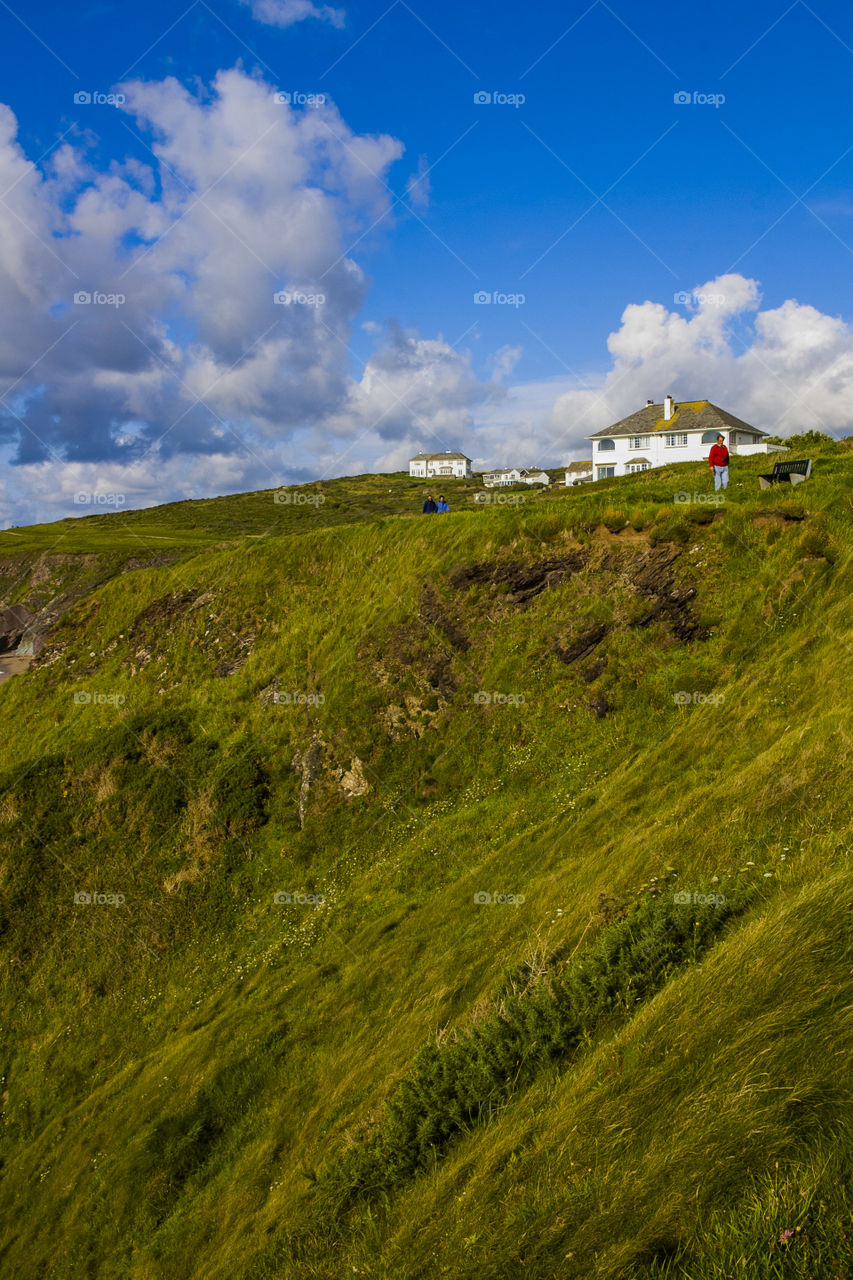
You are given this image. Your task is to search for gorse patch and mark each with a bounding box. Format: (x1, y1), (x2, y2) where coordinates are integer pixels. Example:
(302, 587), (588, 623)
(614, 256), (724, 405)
(318, 881), (755, 1214)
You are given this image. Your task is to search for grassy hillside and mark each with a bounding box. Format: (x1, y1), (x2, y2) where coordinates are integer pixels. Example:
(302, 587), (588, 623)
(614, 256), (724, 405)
(1, 444), (852, 1279)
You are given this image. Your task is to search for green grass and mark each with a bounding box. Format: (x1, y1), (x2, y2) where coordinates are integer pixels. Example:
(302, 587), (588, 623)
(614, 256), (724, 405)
(1, 440), (852, 1279)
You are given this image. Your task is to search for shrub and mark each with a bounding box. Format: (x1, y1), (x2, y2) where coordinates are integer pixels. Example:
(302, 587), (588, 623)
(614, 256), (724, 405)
(601, 509), (628, 534)
(319, 880), (754, 1213)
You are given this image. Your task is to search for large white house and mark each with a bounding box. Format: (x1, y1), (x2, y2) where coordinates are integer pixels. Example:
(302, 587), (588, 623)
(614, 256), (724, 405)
(483, 467), (550, 487)
(409, 450), (473, 480)
(588, 397), (783, 481)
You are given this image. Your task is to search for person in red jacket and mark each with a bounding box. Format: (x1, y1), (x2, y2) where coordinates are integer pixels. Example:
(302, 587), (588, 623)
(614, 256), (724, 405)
(708, 433), (729, 491)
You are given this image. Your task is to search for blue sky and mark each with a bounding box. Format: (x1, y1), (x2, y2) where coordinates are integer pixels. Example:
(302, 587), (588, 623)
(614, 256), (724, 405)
(1, 0), (853, 520)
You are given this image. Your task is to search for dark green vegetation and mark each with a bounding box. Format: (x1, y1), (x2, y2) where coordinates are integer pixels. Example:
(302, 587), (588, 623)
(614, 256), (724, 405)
(1, 443), (852, 1279)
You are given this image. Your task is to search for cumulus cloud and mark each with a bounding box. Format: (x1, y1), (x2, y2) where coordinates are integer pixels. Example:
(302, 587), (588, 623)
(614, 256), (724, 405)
(239, 0), (345, 29)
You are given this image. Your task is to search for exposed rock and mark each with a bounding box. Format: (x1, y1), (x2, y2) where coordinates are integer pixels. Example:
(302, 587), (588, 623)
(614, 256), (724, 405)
(291, 735), (370, 826)
(213, 656), (247, 678)
(292, 734), (327, 829)
(450, 551), (588, 605)
(553, 622), (609, 665)
(334, 757), (370, 798)
(628, 546), (706, 642)
(0, 604), (35, 654)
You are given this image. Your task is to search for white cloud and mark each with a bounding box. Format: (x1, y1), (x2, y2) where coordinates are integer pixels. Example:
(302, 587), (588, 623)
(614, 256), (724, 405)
(240, 0), (345, 29)
(405, 154), (431, 211)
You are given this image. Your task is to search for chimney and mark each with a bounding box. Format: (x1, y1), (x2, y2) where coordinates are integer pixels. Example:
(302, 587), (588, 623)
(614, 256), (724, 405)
(646, 399), (654, 406)
(664, 394), (674, 421)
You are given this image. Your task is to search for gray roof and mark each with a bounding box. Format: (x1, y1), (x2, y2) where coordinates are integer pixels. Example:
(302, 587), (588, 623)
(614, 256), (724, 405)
(410, 451), (471, 461)
(566, 460), (593, 472)
(627, 457), (651, 464)
(588, 400), (766, 440)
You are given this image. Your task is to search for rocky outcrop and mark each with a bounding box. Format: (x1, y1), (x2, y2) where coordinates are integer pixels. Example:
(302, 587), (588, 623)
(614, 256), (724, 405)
(449, 552), (588, 605)
(291, 733), (370, 827)
(0, 605), (34, 654)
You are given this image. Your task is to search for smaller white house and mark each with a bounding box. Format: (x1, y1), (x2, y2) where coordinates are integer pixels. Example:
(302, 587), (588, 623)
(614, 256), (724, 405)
(483, 467), (550, 488)
(409, 450), (472, 480)
(564, 460), (593, 486)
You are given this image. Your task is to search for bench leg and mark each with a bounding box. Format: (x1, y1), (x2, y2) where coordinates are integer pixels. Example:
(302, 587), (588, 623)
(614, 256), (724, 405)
(758, 477), (772, 490)
(789, 472), (806, 486)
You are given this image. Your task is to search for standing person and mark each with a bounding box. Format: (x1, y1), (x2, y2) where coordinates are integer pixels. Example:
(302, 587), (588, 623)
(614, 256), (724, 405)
(436, 495), (449, 513)
(708, 433), (730, 491)
(422, 493), (437, 514)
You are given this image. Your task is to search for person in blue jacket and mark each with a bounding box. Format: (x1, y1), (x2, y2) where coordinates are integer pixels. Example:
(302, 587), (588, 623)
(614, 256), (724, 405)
(422, 494), (437, 514)
(436, 495), (449, 514)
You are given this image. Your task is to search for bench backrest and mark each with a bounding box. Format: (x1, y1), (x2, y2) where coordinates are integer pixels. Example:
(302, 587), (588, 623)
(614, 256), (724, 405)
(772, 458), (812, 478)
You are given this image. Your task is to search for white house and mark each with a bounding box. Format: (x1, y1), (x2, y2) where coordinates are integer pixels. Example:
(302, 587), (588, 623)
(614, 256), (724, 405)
(588, 397), (784, 481)
(564, 460), (593, 486)
(483, 467), (550, 487)
(409, 450), (473, 480)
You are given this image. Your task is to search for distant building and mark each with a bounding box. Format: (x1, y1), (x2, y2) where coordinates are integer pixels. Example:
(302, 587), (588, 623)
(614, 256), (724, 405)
(588, 397), (782, 481)
(483, 467), (550, 488)
(409, 450), (472, 480)
(564, 460), (593, 486)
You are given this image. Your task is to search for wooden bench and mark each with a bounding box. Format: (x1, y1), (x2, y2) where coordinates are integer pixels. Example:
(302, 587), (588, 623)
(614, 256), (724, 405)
(758, 458), (812, 490)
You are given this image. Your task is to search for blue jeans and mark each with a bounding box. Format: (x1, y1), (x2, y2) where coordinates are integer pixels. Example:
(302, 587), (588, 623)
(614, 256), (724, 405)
(713, 465), (729, 490)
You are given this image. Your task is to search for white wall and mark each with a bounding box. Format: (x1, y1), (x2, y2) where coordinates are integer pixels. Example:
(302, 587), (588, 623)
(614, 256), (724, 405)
(590, 430), (774, 480)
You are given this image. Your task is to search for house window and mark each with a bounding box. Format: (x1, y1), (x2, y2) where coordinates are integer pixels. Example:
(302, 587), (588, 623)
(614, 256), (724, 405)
(596, 438), (616, 451)
(664, 433), (688, 447)
(627, 463), (649, 473)
(629, 436), (650, 449)
(597, 465), (615, 479)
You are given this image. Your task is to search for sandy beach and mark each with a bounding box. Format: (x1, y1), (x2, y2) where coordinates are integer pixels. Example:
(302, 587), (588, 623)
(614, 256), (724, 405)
(0, 653), (33, 685)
